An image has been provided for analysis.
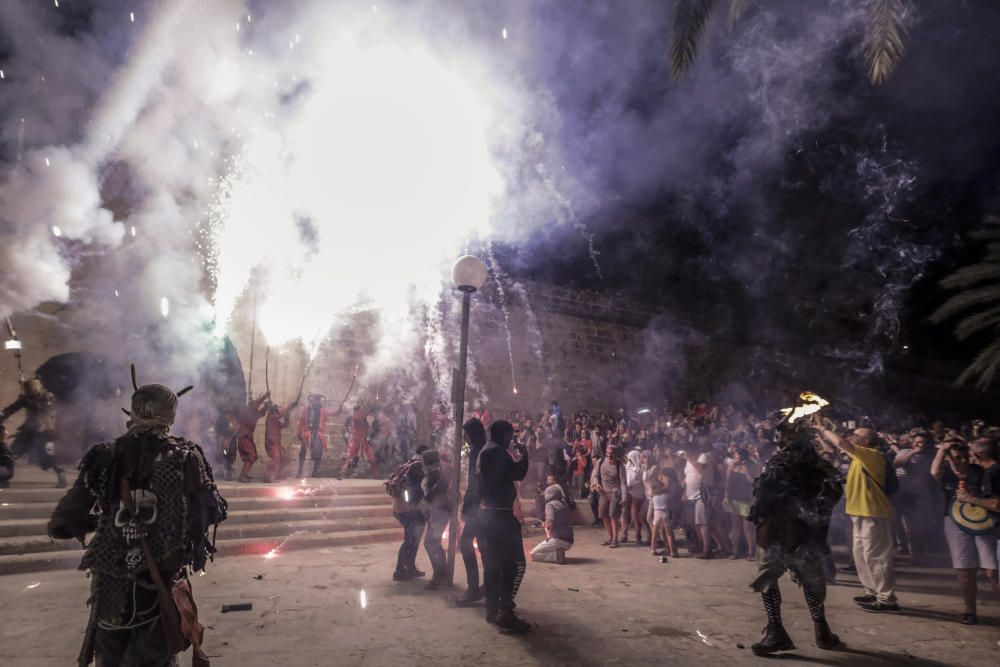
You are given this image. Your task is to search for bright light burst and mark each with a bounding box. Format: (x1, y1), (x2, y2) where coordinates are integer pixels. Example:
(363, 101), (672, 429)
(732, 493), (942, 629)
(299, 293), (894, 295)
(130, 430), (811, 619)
(210, 33), (502, 356)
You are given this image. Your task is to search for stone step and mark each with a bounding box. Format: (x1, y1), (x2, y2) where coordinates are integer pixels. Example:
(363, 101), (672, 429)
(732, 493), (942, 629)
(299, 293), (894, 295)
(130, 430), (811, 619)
(0, 478), (387, 505)
(0, 504), (396, 538)
(0, 527), (402, 576)
(0, 514), (401, 557)
(0, 491), (392, 521)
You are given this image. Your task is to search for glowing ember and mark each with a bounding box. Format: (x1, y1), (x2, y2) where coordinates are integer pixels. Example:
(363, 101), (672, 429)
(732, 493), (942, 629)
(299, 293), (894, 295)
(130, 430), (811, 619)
(359, 589), (368, 609)
(51, 226), (62, 237)
(276, 487), (296, 500)
(160, 296), (170, 318)
(263, 549), (278, 560)
(26, 582), (41, 589)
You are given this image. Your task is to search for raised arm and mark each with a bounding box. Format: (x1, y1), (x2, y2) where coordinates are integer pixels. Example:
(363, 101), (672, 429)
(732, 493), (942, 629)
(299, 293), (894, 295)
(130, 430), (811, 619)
(816, 424), (855, 456)
(929, 443), (950, 481)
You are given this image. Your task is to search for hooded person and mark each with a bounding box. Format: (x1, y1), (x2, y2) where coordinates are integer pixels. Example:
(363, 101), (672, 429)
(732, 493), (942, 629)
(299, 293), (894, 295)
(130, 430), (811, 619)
(263, 399), (297, 483)
(530, 484), (574, 564)
(236, 392), (270, 482)
(48, 369), (227, 667)
(747, 414), (844, 656)
(0, 377), (66, 487)
(421, 448), (452, 588)
(297, 393), (330, 478)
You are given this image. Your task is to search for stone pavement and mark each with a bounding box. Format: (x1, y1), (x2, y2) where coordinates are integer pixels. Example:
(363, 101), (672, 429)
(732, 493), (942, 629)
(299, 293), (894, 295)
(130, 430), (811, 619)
(1, 525), (998, 666)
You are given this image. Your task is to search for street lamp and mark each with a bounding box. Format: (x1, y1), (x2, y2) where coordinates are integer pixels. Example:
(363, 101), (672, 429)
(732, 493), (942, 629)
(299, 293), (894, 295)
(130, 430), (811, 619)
(446, 255), (487, 584)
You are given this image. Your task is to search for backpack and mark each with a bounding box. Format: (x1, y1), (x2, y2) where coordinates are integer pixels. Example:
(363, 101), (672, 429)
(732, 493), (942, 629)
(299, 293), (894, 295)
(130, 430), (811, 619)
(384, 459), (421, 499)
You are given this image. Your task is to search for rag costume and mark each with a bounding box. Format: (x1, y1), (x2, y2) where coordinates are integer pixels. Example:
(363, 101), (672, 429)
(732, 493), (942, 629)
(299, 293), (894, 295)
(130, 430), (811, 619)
(748, 420), (843, 655)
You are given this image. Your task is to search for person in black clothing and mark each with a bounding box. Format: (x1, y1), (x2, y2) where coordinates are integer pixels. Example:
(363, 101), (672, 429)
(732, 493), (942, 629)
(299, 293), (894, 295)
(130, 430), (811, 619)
(0, 423), (14, 488)
(477, 420), (531, 633)
(0, 378), (67, 487)
(391, 446), (427, 581)
(748, 416), (844, 656)
(422, 449), (451, 588)
(455, 418), (487, 606)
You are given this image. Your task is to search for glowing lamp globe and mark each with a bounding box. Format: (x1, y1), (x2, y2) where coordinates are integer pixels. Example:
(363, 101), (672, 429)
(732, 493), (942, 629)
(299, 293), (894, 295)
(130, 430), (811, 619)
(451, 255), (487, 292)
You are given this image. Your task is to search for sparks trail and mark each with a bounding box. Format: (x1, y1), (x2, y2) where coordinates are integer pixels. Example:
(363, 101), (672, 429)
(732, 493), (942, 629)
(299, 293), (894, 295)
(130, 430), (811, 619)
(486, 242), (519, 395)
(534, 163), (603, 280)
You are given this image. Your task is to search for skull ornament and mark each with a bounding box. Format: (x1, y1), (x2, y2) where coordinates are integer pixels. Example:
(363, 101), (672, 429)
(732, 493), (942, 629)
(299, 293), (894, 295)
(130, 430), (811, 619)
(113, 490), (158, 543)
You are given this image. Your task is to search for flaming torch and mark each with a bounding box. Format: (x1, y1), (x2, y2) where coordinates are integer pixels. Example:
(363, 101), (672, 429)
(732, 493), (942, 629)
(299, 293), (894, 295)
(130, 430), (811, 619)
(779, 391), (830, 425)
(4, 317), (24, 387)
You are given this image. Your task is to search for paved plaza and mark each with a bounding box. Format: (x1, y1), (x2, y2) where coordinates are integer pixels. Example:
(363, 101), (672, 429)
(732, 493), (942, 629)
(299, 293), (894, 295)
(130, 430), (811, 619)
(1, 526), (998, 666)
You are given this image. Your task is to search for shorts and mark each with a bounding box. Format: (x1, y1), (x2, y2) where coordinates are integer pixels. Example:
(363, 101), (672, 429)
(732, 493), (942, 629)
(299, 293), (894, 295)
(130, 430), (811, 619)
(652, 509), (668, 524)
(683, 499), (708, 526)
(732, 500), (751, 518)
(943, 516), (998, 570)
(598, 492), (622, 519)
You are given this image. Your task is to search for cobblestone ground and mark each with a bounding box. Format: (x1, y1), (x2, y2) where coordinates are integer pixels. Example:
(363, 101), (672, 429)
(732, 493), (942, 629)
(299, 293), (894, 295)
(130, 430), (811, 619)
(1, 526), (998, 666)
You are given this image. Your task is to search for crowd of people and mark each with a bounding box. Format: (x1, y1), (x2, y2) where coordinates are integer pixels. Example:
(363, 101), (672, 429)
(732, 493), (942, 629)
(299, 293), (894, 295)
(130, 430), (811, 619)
(382, 397), (1000, 646)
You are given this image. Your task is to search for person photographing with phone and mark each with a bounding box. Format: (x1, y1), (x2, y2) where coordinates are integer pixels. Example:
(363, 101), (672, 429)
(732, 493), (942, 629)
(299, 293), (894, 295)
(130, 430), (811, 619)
(477, 420), (531, 634)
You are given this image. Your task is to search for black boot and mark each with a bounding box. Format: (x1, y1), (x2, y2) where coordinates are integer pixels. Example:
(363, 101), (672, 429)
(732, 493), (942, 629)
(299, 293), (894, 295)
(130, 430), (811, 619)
(296, 461), (304, 479)
(814, 620), (841, 650)
(752, 624), (795, 655)
(752, 588), (794, 655)
(805, 586), (841, 649)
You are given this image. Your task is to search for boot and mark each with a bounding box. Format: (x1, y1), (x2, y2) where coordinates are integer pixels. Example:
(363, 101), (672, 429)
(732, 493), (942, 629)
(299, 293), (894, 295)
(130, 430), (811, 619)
(814, 620), (842, 650)
(296, 461), (305, 479)
(495, 609), (531, 634)
(751, 624), (795, 656)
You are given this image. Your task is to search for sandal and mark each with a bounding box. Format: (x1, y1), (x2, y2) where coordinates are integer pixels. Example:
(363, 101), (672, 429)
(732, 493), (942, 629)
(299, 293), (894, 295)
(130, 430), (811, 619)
(959, 613), (978, 625)
(609, 541), (619, 548)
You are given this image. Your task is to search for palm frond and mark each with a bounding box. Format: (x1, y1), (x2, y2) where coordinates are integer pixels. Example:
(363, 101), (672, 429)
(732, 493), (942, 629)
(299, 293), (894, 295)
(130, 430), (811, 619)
(864, 0), (907, 85)
(728, 0), (751, 29)
(954, 304), (1000, 341)
(671, 0), (718, 79)
(939, 262), (1000, 291)
(929, 284), (1000, 324)
(956, 336), (1000, 390)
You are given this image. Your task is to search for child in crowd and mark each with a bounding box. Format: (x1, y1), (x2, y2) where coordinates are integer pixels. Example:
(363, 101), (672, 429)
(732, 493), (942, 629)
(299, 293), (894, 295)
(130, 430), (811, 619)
(571, 445), (588, 498)
(650, 480), (676, 557)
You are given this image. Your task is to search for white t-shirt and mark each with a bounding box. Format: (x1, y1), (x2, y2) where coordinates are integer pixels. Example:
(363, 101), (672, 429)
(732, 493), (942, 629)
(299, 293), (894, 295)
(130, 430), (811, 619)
(684, 453), (712, 500)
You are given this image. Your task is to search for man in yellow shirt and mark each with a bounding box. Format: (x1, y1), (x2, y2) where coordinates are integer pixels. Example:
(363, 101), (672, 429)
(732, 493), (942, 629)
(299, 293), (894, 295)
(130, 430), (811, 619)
(818, 425), (899, 612)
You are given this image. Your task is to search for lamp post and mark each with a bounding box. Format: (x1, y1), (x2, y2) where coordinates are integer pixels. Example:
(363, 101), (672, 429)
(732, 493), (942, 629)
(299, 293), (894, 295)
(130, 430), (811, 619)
(446, 255), (487, 584)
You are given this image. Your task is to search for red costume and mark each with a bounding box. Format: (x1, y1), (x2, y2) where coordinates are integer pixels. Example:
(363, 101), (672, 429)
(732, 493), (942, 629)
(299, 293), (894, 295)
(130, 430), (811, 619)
(236, 394), (269, 472)
(264, 402), (296, 482)
(340, 406), (378, 478)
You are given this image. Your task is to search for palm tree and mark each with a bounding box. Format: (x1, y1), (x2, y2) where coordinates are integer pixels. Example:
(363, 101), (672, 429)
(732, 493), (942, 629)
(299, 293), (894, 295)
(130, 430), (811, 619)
(670, 0), (908, 85)
(930, 216), (1000, 389)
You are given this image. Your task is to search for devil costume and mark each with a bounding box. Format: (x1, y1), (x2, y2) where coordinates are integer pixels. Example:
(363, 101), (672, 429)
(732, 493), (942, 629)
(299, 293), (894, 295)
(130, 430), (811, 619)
(340, 405), (379, 478)
(297, 394), (330, 478)
(236, 394), (269, 482)
(48, 372), (227, 667)
(0, 378), (66, 487)
(263, 401), (296, 483)
(748, 419), (843, 655)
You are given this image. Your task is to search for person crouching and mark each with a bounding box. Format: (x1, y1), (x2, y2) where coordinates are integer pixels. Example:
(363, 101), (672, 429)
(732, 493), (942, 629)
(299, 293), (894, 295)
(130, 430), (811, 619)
(530, 483), (574, 564)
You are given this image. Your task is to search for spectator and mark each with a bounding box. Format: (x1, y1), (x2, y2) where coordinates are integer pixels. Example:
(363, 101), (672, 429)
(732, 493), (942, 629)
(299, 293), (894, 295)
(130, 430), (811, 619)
(623, 449), (650, 545)
(932, 438), (998, 624)
(892, 431), (938, 565)
(724, 449), (757, 560)
(817, 425), (899, 612)
(592, 444), (627, 548)
(530, 484), (574, 564)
